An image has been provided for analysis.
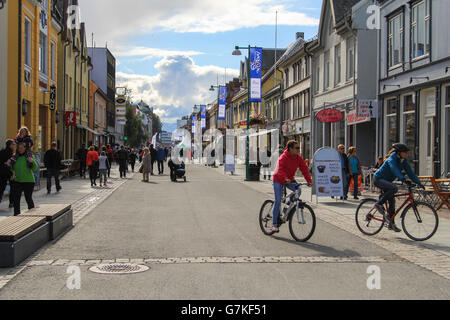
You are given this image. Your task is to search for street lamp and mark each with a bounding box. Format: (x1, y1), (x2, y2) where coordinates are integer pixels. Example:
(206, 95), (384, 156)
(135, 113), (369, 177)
(232, 45), (253, 181)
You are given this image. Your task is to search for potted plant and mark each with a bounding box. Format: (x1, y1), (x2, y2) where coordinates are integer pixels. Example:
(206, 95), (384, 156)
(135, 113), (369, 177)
(249, 114), (267, 127)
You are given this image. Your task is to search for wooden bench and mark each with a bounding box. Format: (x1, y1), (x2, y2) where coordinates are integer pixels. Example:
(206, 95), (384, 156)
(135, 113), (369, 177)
(419, 176), (450, 211)
(20, 204), (73, 240)
(0, 217), (50, 267)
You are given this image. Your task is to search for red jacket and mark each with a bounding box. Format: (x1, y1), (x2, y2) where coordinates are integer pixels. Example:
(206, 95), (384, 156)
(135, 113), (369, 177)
(106, 148), (114, 160)
(273, 150), (312, 185)
(86, 151), (99, 167)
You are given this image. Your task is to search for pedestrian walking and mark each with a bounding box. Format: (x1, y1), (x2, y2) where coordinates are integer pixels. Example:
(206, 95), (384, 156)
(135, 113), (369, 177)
(129, 149), (137, 172)
(0, 139), (15, 208)
(106, 144), (114, 178)
(262, 146), (272, 180)
(76, 144), (88, 178)
(98, 151), (110, 187)
(117, 146), (129, 178)
(86, 146), (99, 187)
(44, 142), (62, 194)
(348, 146), (362, 200)
(10, 142), (38, 216)
(156, 146), (166, 174)
(338, 144), (351, 200)
(141, 147), (151, 182)
(150, 144), (157, 175)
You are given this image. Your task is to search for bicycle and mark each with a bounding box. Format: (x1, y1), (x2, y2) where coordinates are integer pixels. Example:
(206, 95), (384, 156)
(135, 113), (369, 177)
(355, 181), (439, 241)
(259, 182), (316, 242)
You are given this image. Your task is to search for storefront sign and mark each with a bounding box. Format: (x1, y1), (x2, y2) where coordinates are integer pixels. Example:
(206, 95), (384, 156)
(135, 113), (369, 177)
(347, 110), (371, 125)
(295, 121), (303, 134)
(250, 48), (263, 102)
(65, 111), (76, 126)
(218, 86), (227, 120)
(313, 147), (343, 198)
(357, 100), (378, 118)
(316, 109), (343, 123)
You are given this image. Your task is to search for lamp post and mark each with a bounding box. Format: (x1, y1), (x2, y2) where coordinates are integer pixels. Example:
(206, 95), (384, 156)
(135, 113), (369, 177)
(232, 45), (253, 181)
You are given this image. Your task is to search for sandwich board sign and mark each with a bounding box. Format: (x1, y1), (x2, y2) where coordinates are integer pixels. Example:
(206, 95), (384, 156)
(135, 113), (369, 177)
(313, 147), (343, 202)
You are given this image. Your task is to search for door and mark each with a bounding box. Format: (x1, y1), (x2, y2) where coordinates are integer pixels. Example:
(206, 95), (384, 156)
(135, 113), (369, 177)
(419, 89), (436, 176)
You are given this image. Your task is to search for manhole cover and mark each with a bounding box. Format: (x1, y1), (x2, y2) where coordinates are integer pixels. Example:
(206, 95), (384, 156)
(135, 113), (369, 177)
(89, 263), (149, 275)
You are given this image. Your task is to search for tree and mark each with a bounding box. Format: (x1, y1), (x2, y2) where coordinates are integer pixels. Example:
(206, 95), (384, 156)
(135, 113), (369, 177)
(152, 113), (162, 136)
(124, 105), (149, 148)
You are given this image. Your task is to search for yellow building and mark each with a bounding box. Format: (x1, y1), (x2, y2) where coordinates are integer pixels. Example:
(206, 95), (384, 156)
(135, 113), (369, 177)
(57, 0), (90, 159)
(5, 0), (63, 158)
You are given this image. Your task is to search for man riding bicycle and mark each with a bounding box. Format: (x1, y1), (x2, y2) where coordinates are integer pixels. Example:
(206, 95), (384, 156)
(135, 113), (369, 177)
(271, 140), (312, 233)
(373, 143), (424, 232)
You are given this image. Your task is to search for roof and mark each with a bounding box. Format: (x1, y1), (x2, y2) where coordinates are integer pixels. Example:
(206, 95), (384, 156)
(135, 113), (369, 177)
(277, 36), (306, 67)
(333, 0), (361, 23)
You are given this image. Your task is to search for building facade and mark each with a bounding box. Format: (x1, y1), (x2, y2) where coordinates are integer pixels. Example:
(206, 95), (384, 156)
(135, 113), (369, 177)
(88, 80), (107, 147)
(5, 0), (63, 158)
(0, 0), (8, 145)
(377, 0), (450, 177)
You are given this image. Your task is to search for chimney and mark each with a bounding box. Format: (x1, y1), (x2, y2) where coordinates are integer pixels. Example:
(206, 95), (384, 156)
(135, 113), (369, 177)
(296, 32), (304, 40)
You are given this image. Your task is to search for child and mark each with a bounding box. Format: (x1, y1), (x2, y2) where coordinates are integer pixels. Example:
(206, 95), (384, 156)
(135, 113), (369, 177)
(98, 151), (109, 187)
(7, 127), (34, 169)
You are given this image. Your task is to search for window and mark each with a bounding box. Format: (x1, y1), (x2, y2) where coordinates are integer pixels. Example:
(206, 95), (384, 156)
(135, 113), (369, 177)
(411, 0), (430, 59)
(298, 93), (303, 117)
(324, 51), (330, 89)
(299, 59), (303, 80)
(24, 18), (31, 66)
(347, 38), (355, 79)
(293, 63), (298, 83)
(447, 86), (450, 105)
(334, 44), (341, 85)
(386, 98), (398, 152)
(388, 14), (403, 68)
(304, 91), (310, 116)
(50, 42), (55, 81)
(285, 69), (289, 88)
(403, 95), (416, 162)
(39, 32), (48, 74)
(293, 96), (298, 119)
(314, 66), (320, 94)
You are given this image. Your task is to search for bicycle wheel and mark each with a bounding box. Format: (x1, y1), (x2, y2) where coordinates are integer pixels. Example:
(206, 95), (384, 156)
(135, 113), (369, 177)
(259, 200), (276, 236)
(401, 201), (439, 241)
(288, 203), (316, 242)
(355, 198), (385, 236)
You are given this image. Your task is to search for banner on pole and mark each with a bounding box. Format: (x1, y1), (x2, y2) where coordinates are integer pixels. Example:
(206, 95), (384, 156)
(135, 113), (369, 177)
(218, 86), (227, 120)
(192, 115), (196, 134)
(201, 105), (207, 129)
(250, 47), (262, 102)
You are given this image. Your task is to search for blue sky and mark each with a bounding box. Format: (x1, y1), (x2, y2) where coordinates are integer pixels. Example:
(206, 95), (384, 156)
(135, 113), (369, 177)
(80, 0), (322, 132)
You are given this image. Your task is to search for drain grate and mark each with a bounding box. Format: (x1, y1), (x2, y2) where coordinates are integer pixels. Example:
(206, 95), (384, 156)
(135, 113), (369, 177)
(89, 263), (149, 275)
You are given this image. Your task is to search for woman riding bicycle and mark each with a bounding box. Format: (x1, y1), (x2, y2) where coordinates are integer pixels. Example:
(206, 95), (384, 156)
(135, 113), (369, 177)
(373, 143), (424, 232)
(271, 140), (312, 233)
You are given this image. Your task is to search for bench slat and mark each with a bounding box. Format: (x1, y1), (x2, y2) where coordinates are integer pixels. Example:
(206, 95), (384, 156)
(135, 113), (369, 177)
(20, 204), (71, 221)
(0, 217), (47, 242)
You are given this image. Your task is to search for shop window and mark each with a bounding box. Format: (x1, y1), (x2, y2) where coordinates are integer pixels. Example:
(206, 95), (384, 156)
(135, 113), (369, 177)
(411, 0), (430, 59)
(386, 98), (398, 152)
(334, 44), (341, 86)
(403, 95), (416, 162)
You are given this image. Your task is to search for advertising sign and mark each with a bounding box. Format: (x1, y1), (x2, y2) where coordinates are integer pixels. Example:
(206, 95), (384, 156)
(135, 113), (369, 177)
(316, 109), (343, 123)
(250, 47), (263, 102)
(201, 105), (207, 129)
(116, 118), (126, 125)
(116, 107), (126, 116)
(357, 100), (378, 118)
(65, 111), (76, 126)
(218, 86), (227, 120)
(49, 85), (56, 111)
(347, 110), (371, 125)
(313, 147), (343, 198)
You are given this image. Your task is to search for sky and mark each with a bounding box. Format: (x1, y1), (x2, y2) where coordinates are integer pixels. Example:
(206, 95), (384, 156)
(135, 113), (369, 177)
(79, 0), (322, 132)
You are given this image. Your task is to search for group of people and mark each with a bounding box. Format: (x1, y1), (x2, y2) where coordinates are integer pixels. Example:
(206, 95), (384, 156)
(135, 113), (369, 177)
(138, 145), (170, 183)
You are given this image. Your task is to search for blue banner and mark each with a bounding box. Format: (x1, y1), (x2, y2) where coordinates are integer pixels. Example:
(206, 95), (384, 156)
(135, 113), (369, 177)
(250, 47), (262, 103)
(201, 105), (207, 129)
(218, 86), (227, 120)
(192, 115), (196, 134)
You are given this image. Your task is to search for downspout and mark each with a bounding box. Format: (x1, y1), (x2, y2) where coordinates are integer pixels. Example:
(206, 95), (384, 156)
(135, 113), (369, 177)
(304, 44), (313, 160)
(17, 0), (22, 130)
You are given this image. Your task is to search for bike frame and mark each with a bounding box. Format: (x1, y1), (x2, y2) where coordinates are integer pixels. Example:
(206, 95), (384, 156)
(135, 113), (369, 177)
(281, 184), (307, 224)
(370, 189), (415, 222)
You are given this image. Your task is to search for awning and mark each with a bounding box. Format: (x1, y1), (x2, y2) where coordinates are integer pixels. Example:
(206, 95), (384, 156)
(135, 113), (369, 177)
(76, 124), (102, 135)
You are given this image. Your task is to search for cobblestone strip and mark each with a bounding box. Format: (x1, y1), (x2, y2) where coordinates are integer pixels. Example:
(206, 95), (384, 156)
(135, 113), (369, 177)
(0, 173), (134, 290)
(26, 255), (403, 267)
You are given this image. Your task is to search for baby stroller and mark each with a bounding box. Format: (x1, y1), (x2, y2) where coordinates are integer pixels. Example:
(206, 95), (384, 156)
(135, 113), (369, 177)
(168, 158), (186, 182)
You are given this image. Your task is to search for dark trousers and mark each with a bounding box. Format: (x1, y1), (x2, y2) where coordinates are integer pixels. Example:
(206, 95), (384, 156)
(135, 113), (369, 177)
(47, 168), (61, 192)
(130, 161), (135, 172)
(0, 177), (13, 205)
(351, 174), (360, 198)
(157, 160), (164, 174)
(79, 161), (86, 178)
(107, 158), (113, 177)
(119, 161), (127, 177)
(151, 160), (156, 174)
(11, 181), (35, 216)
(374, 177), (398, 217)
(89, 165), (97, 185)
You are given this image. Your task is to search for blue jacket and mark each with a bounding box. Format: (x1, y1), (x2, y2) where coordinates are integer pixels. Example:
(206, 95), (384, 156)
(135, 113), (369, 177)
(156, 148), (166, 161)
(374, 152), (421, 185)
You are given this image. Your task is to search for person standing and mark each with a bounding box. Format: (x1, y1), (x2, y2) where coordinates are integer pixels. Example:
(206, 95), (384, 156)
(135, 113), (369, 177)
(117, 146), (129, 178)
(86, 146), (99, 187)
(348, 146), (362, 200)
(141, 148), (151, 182)
(129, 149), (137, 172)
(98, 151), (110, 187)
(76, 144), (88, 178)
(156, 146), (166, 175)
(10, 142), (38, 216)
(338, 144), (351, 200)
(106, 144), (114, 178)
(150, 144), (157, 176)
(0, 140), (15, 208)
(44, 142), (62, 194)
(262, 146), (272, 181)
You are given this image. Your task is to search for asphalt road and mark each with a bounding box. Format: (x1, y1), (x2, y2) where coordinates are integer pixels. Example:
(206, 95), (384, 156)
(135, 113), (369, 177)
(0, 164), (449, 299)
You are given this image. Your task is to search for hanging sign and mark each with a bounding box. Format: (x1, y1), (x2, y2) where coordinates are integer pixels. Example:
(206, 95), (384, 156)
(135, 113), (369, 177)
(357, 100), (378, 118)
(218, 86), (227, 120)
(316, 109), (343, 123)
(201, 105), (207, 129)
(347, 110), (371, 125)
(313, 147), (344, 198)
(250, 47), (262, 102)
(65, 111), (76, 126)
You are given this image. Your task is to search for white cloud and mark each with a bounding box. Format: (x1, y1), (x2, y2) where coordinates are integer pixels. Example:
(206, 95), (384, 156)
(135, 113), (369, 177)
(79, 0), (319, 47)
(116, 55), (239, 125)
(115, 46), (204, 60)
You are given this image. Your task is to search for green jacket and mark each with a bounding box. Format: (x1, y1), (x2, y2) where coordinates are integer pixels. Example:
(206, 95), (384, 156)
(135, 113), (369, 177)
(12, 154), (38, 183)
